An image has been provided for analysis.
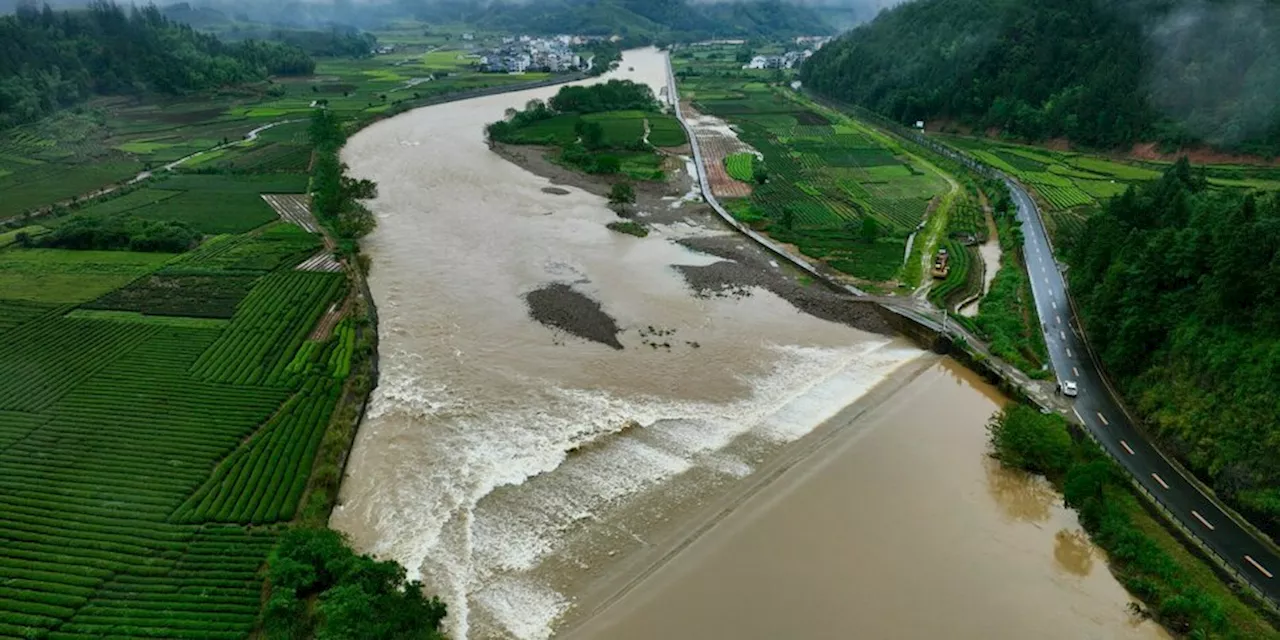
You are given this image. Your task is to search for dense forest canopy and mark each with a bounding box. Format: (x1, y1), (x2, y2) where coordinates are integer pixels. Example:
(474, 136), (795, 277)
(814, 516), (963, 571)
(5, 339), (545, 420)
(138, 0), (835, 39)
(0, 0), (313, 129)
(1066, 160), (1280, 536)
(801, 0), (1280, 154)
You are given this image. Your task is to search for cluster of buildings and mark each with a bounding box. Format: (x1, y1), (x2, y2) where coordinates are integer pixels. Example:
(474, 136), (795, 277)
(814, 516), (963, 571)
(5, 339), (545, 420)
(743, 37), (833, 71)
(744, 50), (812, 70)
(479, 35), (590, 74)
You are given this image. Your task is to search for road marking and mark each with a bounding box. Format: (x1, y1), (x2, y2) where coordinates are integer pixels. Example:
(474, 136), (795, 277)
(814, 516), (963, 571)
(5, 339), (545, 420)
(1097, 412), (1109, 425)
(1120, 440), (1135, 455)
(1060, 331), (1066, 340)
(1246, 556), (1274, 578)
(1072, 407), (1084, 424)
(1073, 366), (1079, 376)
(1051, 301), (1057, 310)
(1066, 348), (1073, 358)
(1044, 277), (1050, 286)
(1152, 473), (1169, 489)
(1191, 510), (1215, 530)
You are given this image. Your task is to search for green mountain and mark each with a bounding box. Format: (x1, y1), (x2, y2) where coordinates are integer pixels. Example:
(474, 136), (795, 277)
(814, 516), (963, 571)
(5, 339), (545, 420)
(0, 1), (313, 130)
(157, 0), (835, 40)
(800, 0), (1280, 155)
(1069, 159), (1280, 538)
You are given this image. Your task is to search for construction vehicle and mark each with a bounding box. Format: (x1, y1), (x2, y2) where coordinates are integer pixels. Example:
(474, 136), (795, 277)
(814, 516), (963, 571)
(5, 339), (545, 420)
(930, 248), (950, 279)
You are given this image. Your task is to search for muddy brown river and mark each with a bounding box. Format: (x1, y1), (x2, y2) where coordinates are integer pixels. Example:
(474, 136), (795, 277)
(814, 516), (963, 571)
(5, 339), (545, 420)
(334, 48), (1167, 639)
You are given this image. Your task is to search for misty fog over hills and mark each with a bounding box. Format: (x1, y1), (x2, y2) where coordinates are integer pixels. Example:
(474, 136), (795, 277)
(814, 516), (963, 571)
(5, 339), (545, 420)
(0, 0), (902, 33)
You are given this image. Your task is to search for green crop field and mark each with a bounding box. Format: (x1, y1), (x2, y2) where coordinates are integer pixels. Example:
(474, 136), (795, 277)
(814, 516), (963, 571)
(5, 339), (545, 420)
(0, 25), (593, 636)
(0, 249), (173, 303)
(52, 175), (309, 235)
(927, 240), (979, 309)
(647, 114), (687, 147)
(0, 237), (351, 637)
(725, 153), (755, 181)
(937, 134), (1280, 238)
(674, 48), (953, 284)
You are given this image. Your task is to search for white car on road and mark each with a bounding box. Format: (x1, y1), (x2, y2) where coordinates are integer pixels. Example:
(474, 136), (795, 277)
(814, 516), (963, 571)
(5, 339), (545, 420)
(1060, 380), (1078, 397)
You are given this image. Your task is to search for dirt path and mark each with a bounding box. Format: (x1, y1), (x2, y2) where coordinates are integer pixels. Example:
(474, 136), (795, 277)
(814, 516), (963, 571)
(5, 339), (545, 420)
(910, 180), (960, 300)
(309, 296), (352, 341)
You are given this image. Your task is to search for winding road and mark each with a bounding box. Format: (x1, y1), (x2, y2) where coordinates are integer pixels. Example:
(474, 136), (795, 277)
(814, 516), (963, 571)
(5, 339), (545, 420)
(1009, 176), (1280, 605)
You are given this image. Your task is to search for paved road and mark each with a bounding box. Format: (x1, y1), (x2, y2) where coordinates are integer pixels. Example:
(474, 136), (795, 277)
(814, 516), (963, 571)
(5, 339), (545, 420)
(1009, 177), (1280, 604)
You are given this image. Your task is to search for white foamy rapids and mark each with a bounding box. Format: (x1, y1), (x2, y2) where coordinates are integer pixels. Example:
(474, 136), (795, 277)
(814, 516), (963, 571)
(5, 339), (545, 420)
(362, 338), (918, 639)
(472, 577), (571, 640)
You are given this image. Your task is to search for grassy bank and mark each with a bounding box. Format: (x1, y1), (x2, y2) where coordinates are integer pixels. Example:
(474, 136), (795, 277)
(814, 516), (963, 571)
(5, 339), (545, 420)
(989, 404), (1279, 638)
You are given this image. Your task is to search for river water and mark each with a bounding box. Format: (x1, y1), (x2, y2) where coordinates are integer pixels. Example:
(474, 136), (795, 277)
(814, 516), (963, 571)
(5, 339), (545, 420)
(334, 48), (1165, 640)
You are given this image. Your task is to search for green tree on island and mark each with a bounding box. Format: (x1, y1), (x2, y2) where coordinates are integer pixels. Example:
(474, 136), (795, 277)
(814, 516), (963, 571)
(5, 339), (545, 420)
(609, 182), (636, 206)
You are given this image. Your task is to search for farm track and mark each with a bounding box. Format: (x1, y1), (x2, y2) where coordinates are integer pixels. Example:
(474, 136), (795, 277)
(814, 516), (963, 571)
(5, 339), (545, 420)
(261, 194), (322, 236)
(296, 251), (344, 273)
(309, 296), (351, 342)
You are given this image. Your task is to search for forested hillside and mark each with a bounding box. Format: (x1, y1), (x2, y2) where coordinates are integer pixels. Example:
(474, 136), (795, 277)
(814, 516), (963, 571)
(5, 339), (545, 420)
(153, 0), (834, 40)
(0, 0), (313, 130)
(1067, 159), (1280, 537)
(801, 0), (1280, 154)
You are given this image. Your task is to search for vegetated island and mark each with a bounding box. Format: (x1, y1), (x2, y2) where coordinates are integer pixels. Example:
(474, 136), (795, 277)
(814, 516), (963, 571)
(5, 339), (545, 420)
(485, 77), (689, 238)
(486, 78), (687, 182)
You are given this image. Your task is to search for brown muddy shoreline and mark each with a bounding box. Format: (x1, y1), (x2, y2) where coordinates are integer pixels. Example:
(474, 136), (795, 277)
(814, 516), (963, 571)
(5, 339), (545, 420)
(489, 141), (893, 337)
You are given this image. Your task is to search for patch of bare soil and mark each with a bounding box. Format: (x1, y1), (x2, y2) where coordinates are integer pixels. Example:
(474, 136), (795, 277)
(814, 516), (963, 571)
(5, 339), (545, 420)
(525, 284), (624, 350)
(682, 103), (755, 199)
(1129, 142), (1280, 166)
(675, 235), (893, 335)
(490, 142), (688, 220)
(492, 139), (894, 338)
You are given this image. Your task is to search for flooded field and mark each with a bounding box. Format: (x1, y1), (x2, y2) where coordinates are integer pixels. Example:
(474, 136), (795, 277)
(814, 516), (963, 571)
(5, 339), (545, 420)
(334, 48), (1166, 640)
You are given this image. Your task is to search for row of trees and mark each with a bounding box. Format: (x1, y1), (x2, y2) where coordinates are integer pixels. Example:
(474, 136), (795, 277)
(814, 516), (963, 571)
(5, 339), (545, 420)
(0, 1), (313, 130)
(308, 109), (377, 240)
(548, 79), (659, 114)
(1066, 159), (1280, 536)
(801, 0), (1280, 154)
(28, 214), (199, 252)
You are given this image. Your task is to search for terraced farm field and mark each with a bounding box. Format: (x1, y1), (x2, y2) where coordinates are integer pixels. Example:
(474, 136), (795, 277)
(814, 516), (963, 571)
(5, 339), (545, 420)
(937, 135), (1280, 244)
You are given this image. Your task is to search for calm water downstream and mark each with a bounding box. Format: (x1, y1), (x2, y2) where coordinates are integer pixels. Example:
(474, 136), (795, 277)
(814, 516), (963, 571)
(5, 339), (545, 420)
(334, 48), (1166, 640)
